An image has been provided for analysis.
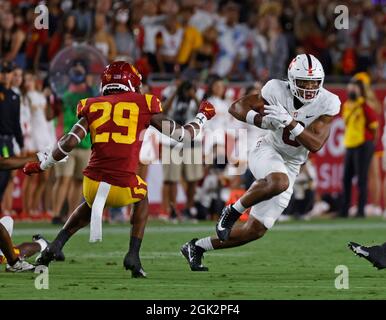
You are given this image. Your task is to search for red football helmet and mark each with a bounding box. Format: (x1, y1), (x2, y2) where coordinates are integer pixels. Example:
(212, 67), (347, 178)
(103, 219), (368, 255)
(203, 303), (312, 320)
(101, 61), (142, 95)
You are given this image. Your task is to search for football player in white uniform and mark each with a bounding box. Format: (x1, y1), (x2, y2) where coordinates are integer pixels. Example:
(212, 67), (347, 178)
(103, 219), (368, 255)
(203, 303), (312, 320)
(181, 54), (341, 271)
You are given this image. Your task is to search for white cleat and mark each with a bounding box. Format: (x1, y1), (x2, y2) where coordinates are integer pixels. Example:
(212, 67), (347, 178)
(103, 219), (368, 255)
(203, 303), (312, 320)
(6, 260), (35, 272)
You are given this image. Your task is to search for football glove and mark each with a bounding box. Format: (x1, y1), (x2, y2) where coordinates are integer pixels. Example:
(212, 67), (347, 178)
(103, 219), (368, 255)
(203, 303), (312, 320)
(198, 100), (216, 121)
(261, 114), (286, 130)
(264, 104), (293, 127)
(23, 162), (43, 176)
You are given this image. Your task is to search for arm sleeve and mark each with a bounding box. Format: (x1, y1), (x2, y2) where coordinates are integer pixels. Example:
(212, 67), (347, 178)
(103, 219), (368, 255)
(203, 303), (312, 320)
(13, 96), (24, 149)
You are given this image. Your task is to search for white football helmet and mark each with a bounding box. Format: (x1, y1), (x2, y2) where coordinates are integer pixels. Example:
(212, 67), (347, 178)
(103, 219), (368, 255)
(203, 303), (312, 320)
(287, 54), (325, 104)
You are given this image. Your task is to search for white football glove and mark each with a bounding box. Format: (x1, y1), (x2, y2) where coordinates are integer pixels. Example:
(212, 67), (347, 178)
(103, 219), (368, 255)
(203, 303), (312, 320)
(264, 104), (293, 127)
(261, 114), (286, 131)
(37, 147), (69, 165)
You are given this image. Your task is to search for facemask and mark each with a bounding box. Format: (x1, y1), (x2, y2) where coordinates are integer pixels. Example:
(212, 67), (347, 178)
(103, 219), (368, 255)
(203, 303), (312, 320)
(116, 11), (129, 24)
(348, 91), (358, 101)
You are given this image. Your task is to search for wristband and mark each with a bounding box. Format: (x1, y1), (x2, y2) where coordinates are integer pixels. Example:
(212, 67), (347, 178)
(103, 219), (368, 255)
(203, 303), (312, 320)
(193, 113), (207, 127)
(246, 110), (258, 125)
(290, 123), (304, 137)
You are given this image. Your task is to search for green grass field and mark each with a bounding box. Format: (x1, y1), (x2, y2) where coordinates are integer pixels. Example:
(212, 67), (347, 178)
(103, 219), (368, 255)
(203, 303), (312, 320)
(1, 218), (386, 300)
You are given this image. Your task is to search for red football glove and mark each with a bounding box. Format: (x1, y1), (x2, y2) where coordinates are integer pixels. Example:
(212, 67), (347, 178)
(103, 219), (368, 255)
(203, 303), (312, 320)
(198, 100), (216, 120)
(23, 162), (43, 176)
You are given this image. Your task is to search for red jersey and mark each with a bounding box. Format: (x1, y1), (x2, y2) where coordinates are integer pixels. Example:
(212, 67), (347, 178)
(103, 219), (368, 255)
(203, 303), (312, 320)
(77, 92), (162, 187)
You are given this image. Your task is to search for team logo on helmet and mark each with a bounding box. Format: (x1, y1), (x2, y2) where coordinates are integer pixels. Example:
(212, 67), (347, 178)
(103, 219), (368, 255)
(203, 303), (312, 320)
(105, 74), (111, 81)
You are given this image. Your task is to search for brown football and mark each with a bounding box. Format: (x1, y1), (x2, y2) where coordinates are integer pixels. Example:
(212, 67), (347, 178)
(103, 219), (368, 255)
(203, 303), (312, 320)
(251, 95), (267, 115)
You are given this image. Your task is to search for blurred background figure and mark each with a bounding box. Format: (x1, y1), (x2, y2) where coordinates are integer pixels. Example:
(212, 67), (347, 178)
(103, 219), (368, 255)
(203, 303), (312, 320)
(160, 79), (204, 222)
(52, 60), (92, 224)
(340, 79), (379, 218)
(0, 61), (23, 215)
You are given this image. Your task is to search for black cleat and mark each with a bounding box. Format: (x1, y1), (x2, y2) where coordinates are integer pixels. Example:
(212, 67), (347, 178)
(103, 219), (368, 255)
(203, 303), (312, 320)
(180, 238), (208, 271)
(33, 234), (65, 262)
(348, 241), (386, 270)
(35, 242), (64, 266)
(123, 253), (147, 278)
(216, 205), (241, 242)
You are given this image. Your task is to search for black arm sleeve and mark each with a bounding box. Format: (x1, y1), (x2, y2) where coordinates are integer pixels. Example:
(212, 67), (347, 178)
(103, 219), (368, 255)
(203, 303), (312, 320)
(13, 96), (24, 150)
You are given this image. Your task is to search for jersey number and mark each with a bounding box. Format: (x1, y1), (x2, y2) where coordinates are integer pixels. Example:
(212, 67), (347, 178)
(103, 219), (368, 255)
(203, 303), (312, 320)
(89, 102), (139, 144)
(282, 121), (305, 147)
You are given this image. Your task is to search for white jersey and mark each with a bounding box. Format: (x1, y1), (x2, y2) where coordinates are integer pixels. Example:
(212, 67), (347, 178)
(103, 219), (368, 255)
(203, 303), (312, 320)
(261, 79), (341, 165)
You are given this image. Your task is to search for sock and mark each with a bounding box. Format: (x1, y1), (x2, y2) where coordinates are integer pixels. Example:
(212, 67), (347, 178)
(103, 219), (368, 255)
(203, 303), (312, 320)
(195, 237), (213, 251)
(53, 229), (71, 250)
(128, 236), (142, 256)
(232, 199), (246, 214)
(34, 239), (48, 252)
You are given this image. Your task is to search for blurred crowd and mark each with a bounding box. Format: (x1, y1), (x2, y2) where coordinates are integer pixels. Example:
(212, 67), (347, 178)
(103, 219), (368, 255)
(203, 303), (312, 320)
(0, 0), (385, 82)
(0, 0), (386, 224)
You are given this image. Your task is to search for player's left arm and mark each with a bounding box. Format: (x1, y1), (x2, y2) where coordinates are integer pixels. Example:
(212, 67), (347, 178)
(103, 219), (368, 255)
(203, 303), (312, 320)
(0, 155), (38, 171)
(23, 117), (89, 175)
(287, 115), (334, 152)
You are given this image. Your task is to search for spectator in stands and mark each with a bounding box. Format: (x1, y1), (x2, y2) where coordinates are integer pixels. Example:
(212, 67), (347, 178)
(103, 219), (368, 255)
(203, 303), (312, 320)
(24, 7), (49, 72)
(112, 7), (140, 63)
(48, 14), (77, 61)
(48, 0), (63, 37)
(161, 79), (204, 221)
(52, 60), (92, 224)
(249, 3), (288, 81)
(72, 0), (93, 40)
(189, 25), (218, 80)
(155, 13), (184, 74)
(141, 0), (165, 72)
(0, 61), (23, 211)
(0, 11), (26, 69)
(340, 79), (379, 218)
(93, 13), (117, 62)
(176, 5), (203, 72)
(211, 1), (248, 78)
(189, 0), (220, 33)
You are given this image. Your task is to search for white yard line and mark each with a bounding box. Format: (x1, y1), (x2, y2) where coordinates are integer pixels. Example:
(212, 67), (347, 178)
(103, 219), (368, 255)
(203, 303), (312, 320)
(11, 221), (386, 237)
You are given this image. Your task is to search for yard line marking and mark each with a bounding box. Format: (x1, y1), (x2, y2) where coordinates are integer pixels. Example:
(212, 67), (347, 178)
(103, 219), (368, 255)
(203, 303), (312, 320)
(12, 221), (386, 237)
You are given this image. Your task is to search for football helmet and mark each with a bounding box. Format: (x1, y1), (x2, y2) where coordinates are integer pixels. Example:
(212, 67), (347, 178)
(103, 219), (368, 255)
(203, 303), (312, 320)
(288, 54), (324, 104)
(101, 61), (142, 95)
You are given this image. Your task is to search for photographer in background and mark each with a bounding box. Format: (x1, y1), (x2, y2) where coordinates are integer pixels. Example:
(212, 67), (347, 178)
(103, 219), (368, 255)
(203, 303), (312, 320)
(160, 79), (204, 221)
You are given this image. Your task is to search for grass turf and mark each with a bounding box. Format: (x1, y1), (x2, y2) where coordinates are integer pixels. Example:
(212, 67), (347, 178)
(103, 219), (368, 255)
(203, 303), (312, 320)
(1, 218), (386, 300)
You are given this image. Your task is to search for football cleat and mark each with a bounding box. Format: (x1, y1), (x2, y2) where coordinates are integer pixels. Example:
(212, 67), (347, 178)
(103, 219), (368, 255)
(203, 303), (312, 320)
(35, 243), (63, 266)
(216, 205), (241, 242)
(348, 241), (386, 270)
(123, 253), (147, 278)
(180, 238), (208, 271)
(6, 259), (35, 272)
(33, 234), (65, 262)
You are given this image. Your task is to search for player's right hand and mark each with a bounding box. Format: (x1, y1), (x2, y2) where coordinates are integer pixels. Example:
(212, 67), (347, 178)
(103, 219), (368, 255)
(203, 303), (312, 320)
(261, 114), (286, 131)
(198, 100), (216, 120)
(23, 162), (43, 176)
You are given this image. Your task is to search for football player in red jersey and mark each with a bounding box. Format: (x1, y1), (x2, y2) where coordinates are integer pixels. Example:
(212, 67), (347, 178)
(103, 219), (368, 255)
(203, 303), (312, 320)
(23, 61), (216, 277)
